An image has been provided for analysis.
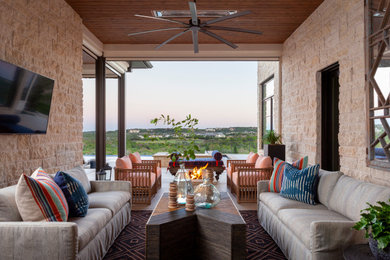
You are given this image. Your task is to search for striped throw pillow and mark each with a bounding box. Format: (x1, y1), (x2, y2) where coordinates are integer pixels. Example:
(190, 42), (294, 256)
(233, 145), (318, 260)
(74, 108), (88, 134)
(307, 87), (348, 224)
(280, 164), (320, 205)
(15, 168), (69, 222)
(54, 171), (89, 217)
(268, 156), (308, 192)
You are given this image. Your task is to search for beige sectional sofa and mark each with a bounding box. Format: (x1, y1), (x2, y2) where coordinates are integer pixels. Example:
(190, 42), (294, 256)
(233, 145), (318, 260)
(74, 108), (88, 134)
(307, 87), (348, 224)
(0, 166), (132, 260)
(257, 170), (390, 260)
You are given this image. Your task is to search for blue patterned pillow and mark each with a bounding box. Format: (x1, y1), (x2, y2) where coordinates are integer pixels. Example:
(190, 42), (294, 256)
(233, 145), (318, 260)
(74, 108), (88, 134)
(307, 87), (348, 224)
(280, 164), (320, 205)
(54, 171), (89, 217)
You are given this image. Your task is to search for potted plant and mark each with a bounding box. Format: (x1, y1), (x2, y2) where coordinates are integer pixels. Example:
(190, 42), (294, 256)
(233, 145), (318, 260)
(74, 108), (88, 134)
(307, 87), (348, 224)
(263, 130), (285, 163)
(151, 114), (200, 161)
(353, 199), (390, 259)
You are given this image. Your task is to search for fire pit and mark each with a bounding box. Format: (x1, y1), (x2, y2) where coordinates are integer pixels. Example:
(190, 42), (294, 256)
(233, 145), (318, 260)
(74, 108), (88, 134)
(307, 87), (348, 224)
(188, 164), (217, 187)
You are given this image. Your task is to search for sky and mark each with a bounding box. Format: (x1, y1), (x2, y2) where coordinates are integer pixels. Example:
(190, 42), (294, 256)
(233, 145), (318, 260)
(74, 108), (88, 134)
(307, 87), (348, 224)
(83, 61), (258, 131)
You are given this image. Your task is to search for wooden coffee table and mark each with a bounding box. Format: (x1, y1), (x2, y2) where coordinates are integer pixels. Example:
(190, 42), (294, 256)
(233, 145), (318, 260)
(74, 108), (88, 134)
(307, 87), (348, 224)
(145, 192), (246, 260)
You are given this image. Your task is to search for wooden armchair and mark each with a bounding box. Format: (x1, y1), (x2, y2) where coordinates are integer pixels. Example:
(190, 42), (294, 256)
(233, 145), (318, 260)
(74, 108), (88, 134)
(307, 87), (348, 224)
(230, 166), (273, 203)
(134, 159), (162, 188)
(226, 160), (254, 188)
(115, 163), (157, 204)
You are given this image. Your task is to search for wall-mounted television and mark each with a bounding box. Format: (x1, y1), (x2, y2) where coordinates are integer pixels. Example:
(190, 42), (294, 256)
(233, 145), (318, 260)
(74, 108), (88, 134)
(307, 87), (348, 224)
(0, 59), (55, 134)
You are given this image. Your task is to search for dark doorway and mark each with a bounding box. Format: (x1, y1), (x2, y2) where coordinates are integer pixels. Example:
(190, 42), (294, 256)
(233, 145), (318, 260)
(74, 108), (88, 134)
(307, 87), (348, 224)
(321, 63), (340, 171)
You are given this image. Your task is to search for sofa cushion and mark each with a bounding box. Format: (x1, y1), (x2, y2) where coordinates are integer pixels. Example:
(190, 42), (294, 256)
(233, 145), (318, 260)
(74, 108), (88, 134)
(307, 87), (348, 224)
(0, 185), (22, 221)
(328, 175), (390, 221)
(245, 152), (254, 163)
(260, 192), (327, 215)
(247, 153), (259, 163)
(278, 208), (351, 250)
(317, 170), (342, 208)
(88, 191), (131, 215)
(63, 166), (91, 194)
(255, 156), (272, 168)
(280, 164), (319, 205)
(268, 156), (308, 193)
(54, 171), (89, 217)
(129, 152), (142, 163)
(116, 156), (132, 169)
(15, 168), (69, 222)
(69, 208), (112, 250)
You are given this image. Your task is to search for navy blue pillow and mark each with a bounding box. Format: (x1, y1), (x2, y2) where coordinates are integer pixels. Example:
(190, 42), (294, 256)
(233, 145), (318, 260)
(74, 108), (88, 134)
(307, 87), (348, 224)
(280, 164), (320, 205)
(54, 171), (89, 217)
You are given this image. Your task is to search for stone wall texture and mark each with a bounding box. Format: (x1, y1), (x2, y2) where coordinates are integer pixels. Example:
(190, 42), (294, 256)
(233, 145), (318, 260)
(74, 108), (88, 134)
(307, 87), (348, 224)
(258, 0), (390, 186)
(0, 0), (83, 188)
(257, 62), (281, 151)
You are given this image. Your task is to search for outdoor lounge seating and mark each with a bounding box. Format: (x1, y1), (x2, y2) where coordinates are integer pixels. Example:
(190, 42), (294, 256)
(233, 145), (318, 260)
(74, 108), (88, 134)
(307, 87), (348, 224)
(257, 170), (390, 260)
(228, 154), (273, 202)
(115, 154), (161, 204)
(0, 166), (132, 260)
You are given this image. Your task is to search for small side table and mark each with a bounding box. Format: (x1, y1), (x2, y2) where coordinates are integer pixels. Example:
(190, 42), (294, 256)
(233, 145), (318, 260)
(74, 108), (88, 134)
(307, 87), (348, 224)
(343, 244), (375, 260)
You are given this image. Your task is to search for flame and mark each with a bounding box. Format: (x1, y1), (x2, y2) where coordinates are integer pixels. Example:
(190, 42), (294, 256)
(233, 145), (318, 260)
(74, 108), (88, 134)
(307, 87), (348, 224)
(189, 163), (208, 179)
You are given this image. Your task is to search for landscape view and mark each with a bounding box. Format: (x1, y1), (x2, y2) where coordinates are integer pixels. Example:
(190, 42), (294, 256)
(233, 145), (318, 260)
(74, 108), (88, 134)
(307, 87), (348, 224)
(83, 127), (257, 155)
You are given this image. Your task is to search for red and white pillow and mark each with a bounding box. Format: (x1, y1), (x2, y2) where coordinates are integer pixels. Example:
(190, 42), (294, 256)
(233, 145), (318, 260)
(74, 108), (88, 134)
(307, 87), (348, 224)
(15, 168), (69, 222)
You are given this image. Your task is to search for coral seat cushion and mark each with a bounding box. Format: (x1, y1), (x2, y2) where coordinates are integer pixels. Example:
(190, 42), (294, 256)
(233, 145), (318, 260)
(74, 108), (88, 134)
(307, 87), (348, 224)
(116, 156), (132, 169)
(247, 153), (259, 164)
(256, 156), (272, 168)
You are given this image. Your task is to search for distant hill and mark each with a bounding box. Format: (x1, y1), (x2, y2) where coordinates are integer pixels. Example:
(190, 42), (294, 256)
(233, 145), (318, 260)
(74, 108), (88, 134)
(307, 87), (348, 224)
(83, 127), (257, 155)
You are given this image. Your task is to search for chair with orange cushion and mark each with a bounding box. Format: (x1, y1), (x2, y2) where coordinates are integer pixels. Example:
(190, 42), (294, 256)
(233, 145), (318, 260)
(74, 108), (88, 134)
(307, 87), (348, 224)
(230, 155), (273, 203)
(129, 152), (162, 189)
(226, 152), (259, 188)
(114, 155), (158, 204)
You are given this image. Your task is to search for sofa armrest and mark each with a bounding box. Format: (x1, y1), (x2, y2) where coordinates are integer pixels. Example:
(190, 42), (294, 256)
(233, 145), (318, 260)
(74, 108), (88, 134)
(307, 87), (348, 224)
(257, 180), (269, 206)
(0, 222), (78, 259)
(310, 221), (367, 252)
(90, 180), (132, 193)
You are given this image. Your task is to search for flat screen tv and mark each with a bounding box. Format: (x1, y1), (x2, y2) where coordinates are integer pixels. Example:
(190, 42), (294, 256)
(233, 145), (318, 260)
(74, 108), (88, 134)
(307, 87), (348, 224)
(0, 59), (55, 134)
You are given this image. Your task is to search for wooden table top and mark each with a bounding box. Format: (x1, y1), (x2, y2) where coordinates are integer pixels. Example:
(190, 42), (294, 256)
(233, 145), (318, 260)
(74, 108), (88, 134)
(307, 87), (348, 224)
(147, 192), (245, 225)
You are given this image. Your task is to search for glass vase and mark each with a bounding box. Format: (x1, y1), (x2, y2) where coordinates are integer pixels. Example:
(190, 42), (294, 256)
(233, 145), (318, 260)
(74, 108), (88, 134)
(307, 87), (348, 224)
(194, 171), (221, 209)
(174, 164), (194, 204)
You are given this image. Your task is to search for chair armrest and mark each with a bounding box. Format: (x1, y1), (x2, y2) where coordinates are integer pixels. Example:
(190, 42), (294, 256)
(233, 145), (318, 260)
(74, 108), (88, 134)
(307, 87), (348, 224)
(234, 163), (256, 170)
(133, 163), (156, 172)
(310, 221), (367, 251)
(90, 180), (132, 193)
(0, 222), (78, 259)
(257, 180), (270, 200)
(142, 160), (161, 168)
(226, 159), (246, 167)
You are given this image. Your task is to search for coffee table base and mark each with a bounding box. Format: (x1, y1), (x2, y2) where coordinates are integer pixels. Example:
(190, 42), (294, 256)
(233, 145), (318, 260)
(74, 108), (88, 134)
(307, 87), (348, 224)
(146, 193), (246, 260)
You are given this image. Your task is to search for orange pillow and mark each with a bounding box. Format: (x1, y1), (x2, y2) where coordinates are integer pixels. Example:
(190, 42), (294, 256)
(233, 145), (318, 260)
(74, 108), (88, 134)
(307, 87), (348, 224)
(247, 153), (259, 164)
(255, 156), (272, 168)
(116, 156), (132, 169)
(245, 152), (254, 162)
(129, 153), (142, 163)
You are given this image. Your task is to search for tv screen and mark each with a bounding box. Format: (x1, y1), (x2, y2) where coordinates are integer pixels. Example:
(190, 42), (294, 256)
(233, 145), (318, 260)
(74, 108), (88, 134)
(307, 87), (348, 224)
(0, 59), (54, 134)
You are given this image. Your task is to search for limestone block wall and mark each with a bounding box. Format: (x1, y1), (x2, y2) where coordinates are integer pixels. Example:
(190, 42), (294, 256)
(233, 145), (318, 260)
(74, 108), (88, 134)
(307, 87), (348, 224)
(279, 0), (390, 186)
(0, 0), (83, 188)
(257, 61), (281, 151)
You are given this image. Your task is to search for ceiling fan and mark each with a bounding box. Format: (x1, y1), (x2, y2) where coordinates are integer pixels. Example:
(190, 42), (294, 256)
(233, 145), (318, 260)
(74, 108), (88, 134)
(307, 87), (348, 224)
(128, 1), (263, 53)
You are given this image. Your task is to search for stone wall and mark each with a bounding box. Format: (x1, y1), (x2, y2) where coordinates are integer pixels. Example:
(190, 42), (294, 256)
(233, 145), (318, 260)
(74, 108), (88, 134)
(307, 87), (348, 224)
(259, 0), (390, 186)
(257, 61), (281, 151)
(0, 0), (83, 188)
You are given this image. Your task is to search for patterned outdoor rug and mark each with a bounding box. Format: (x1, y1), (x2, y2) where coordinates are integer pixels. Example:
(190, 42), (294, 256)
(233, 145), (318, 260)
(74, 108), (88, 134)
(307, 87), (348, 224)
(104, 210), (286, 260)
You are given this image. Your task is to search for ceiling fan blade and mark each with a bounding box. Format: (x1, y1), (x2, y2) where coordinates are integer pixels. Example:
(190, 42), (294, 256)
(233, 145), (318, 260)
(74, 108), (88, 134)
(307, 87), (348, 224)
(188, 2), (198, 26)
(204, 25), (262, 35)
(128, 27), (187, 36)
(155, 29), (190, 50)
(201, 10), (251, 26)
(192, 29), (199, 53)
(200, 29), (238, 49)
(135, 14), (188, 25)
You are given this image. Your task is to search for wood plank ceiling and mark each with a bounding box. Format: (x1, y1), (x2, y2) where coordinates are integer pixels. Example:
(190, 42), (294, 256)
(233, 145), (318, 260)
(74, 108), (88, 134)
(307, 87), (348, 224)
(66, 0), (324, 45)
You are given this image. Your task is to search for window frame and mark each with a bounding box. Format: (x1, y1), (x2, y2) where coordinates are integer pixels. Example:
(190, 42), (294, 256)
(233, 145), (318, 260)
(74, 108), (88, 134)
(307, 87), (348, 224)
(261, 75), (275, 137)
